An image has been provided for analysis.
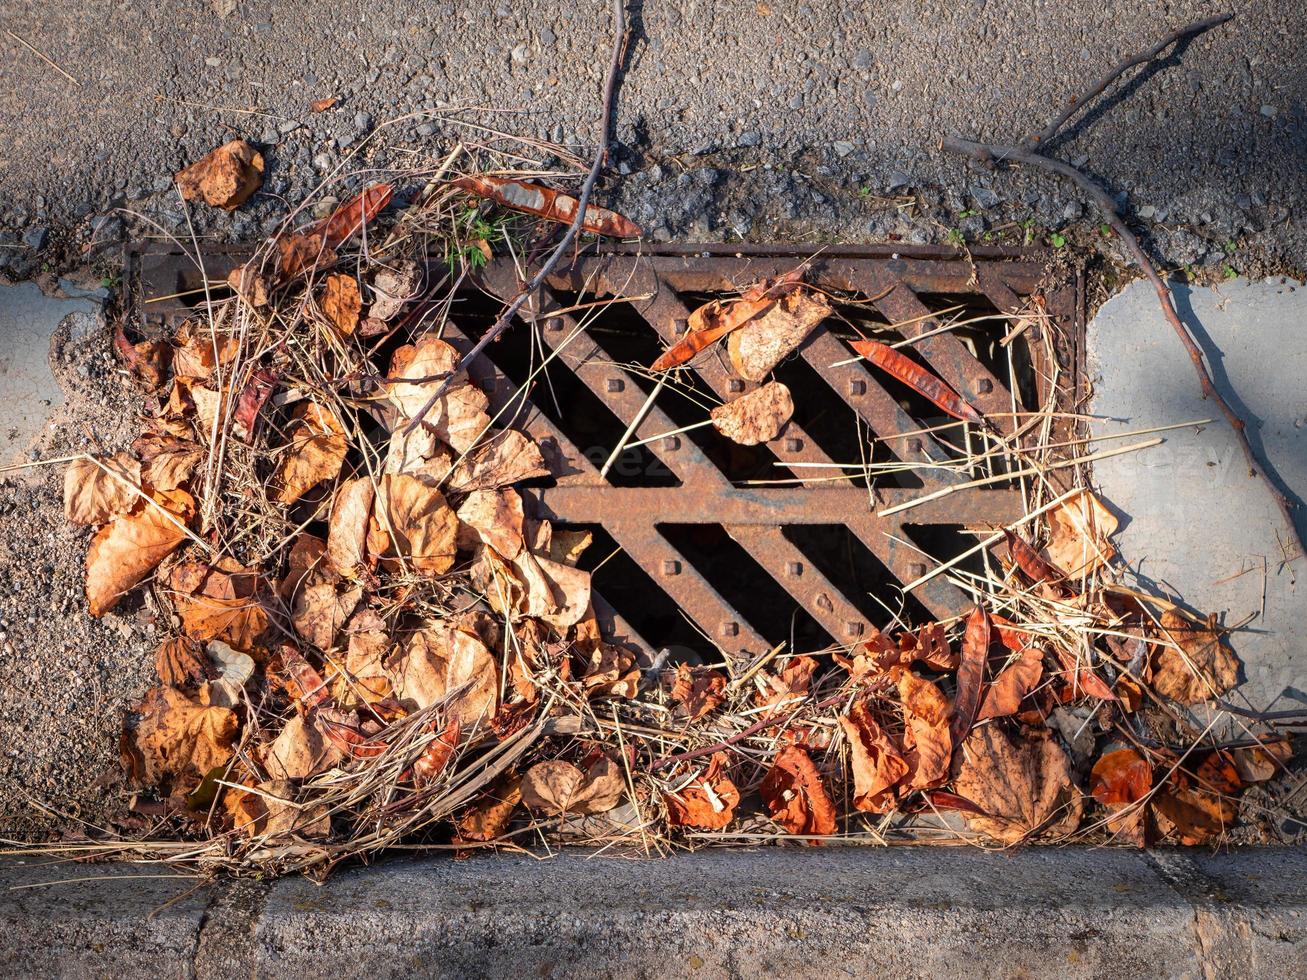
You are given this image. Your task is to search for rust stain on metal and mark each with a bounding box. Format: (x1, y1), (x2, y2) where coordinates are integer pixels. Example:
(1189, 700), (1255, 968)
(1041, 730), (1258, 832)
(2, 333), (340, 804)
(125, 242), (1081, 660)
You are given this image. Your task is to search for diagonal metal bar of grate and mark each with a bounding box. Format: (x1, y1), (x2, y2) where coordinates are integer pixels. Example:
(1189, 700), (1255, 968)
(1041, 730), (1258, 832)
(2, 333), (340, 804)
(125, 242), (1081, 661)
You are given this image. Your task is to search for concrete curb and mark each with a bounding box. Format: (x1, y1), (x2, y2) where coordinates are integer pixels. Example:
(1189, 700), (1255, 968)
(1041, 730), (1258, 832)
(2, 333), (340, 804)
(1, 848), (1303, 978)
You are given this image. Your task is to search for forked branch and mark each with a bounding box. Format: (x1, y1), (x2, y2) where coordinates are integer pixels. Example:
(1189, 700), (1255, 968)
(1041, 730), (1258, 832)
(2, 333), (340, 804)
(942, 14), (1304, 562)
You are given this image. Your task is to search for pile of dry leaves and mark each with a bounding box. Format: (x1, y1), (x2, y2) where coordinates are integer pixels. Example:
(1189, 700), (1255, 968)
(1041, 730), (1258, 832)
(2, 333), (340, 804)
(49, 140), (1296, 875)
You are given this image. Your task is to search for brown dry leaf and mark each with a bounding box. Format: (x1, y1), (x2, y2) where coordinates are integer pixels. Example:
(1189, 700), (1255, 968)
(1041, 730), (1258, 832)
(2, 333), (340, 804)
(369, 261), (422, 321)
(386, 336), (490, 450)
(274, 401), (347, 504)
(155, 636), (206, 688)
(1154, 770), (1237, 845)
(391, 625), (499, 726)
(895, 668), (952, 790)
(582, 644), (641, 700)
(520, 754), (626, 816)
(226, 264), (269, 308)
(279, 533), (328, 601)
(131, 684), (238, 795)
(1150, 611), (1239, 705)
(264, 715), (345, 780)
(327, 477), (375, 578)
(664, 753), (740, 829)
(321, 273), (362, 335)
(456, 489), (525, 559)
(162, 562), (273, 656)
(227, 779), (331, 839)
(954, 725), (1084, 843)
(86, 488), (194, 617)
(755, 655), (818, 715)
(310, 96), (337, 113)
(292, 582), (361, 651)
(759, 744), (837, 837)
(549, 528), (592, 567)
(727, 289), (832, 381)
(670, 663), (727, 721)
(446, 429), (550, 492)
(950, 607), (989, 747)
(975, 647), (1045, 722)
(709, 381), (794, 445)
(840, 700), (909, 813)
(1042, 488), (1118, 576)
(134, 433), (203, 492)
(1231, 738), (1292, 783)
(65, 453), (141, 525)
(170, 320), (239, 382)
(174, 140), (264, 210)
(377, 474), (458, 575)
(510, 549), (592, 628)
(458, 773), (524, 842)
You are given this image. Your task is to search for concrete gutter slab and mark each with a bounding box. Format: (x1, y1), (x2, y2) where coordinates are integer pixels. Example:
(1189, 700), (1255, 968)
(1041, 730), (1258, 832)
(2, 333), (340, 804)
(3, 849), (1305, 978)
(1088, 277), (1307, 711)
(0, 280), (103, 466)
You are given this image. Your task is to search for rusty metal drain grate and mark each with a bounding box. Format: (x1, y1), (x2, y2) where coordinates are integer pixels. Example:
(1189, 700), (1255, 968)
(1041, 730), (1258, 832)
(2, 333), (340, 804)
(126, 242), (1081, 660)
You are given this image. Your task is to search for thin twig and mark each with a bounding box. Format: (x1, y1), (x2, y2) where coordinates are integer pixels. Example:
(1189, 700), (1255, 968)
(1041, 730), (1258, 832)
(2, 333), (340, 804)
(941, 14), (1303, 563)
(402, 0), (629, 435)
(6, 30), (81, 87)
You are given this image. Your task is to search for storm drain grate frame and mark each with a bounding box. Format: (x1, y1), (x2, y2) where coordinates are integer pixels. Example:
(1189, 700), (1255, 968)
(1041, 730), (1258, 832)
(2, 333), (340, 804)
(125, 242), (1082, 661)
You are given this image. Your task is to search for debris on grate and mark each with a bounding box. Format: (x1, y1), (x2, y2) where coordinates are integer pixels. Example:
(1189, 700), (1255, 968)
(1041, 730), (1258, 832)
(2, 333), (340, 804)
(126, 242), (1081, 660)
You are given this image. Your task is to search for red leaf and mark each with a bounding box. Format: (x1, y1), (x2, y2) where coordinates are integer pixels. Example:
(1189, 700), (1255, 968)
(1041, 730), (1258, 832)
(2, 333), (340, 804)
(849, 338), (984, 424)
(233, 369), (278, 439)
(312, 183), (394, 248)
(1090, 748), (1152, 808)
(975, 646), (1044, 721)
(950, 606), (989, 745)
(450, 175), (641, 239)
(1055, 648), (1118, 701)
(1004, 529), (1062, 585)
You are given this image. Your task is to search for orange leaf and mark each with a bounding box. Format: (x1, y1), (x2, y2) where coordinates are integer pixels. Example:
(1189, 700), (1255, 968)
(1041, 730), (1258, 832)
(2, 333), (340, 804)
(759, 744), (837, 837)
(839, 700), (909, 813)
(174, 140), (264, 210)
(850, 338), (984, 424)
(312, 183), (394, 249)
(950, 606), (989, 745)
(450, 175), (642, 238)
(975, 646), (1044, 721)
(310, 96), (338, 113)
(1054, 648), (1117, 702)
(896, 668), (953, 789)
(1089, 748), (1152, 808)
(86, 489), (194, 616)
(663, 752), (741, 829)
(670, 664), (727, 722)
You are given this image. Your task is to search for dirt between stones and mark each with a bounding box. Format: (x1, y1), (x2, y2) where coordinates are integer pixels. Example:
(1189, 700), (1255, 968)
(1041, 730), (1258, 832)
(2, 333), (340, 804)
(0, 310), (156, 837)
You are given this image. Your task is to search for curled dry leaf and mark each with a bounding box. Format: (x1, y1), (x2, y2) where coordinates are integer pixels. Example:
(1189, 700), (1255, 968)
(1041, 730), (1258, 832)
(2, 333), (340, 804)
(227, 779), (331, 840)
(226, 264), (269, 308)
(1042, 488), (1118, 576)
(727, 289), (832, 382)
(412, 718), (462, 785)
(130, 684), (238, 797)
(377, 474), (458, 575)
(954, 725), (1084, 843)
(155, 636), (206, 688)
(1090, 748), (1152, 808)
(950, 606), (989, 746)
(264, 714), (345, 781)
(755, 655), (818, 715)
(456, 489), (525, 559)
(134, 433), (203, 492)
(310, 95), (337, 113)
(1154, 761), (1239, 845)
(759, 744), (837, 837)
(664, 753), (740, 829)
(450, 175), (642, 238)
(327, 477), (375, 578)
(896, 668), (952, 789)
(1231, 737), (1292, 784)
(445, 429), (550, 492)
(369, 261), (422, 322)
(113, 323), (167, 389)
(274, 401), (347, 504)
(975, 646), (1044, 722)
(232, 369), (278, 441)
(520, 754), (627, 816)
(709, 381), (794, 445)
(292, 582), (361, 651)
(205, 640), (255, 707)
(670, 663), (727, 721)
(86, 488), (194, 617)
(1150, 610), (1239, 705)
(840, 700), (909, 813)
(510, 549), (592, 628)
(64, 453), (141, 526)
(458, 773), (524, 842)
(386, 335), (491, 452)
(582, 644), (641, 700)
(391, 625), (498, 726)
(321, 273), (362, 335)
(174, 140), (264, 210)
(1005, 529), (1063, 586)
(163, 561), (273, 655)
